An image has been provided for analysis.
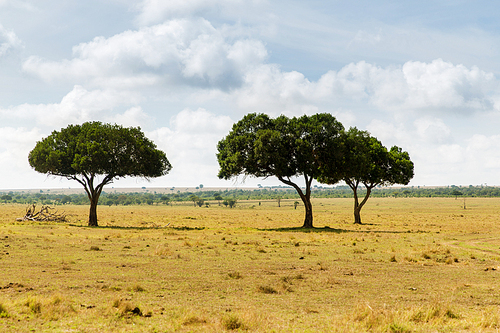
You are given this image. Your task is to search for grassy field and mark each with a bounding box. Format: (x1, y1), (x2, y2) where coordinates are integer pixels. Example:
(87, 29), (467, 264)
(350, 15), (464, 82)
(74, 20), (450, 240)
(0, 197), (500, 332)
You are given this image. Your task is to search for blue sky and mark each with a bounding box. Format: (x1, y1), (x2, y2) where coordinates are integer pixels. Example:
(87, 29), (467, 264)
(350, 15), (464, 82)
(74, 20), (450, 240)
(1, 0), (500, 189)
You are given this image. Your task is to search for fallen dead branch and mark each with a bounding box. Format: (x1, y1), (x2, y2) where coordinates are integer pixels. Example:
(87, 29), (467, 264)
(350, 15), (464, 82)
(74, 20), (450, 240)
(17, 204), (68, 222)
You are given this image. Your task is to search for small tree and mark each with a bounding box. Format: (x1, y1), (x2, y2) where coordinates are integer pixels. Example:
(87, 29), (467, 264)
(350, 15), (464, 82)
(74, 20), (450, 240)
(28, 122), (171, 226)
(227, 198), (237, 208)
(189, 194), (199, 207)
(214, 193), (223, 206)
(320, 128), (414, 224)
(1, 195), (12, 202)
(451, 189), (463, 199)
(160, 195), (170, 205)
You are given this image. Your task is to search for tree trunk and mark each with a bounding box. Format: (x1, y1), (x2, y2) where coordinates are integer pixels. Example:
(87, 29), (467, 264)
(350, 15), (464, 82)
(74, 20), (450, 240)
(278, 174), (314, 228)
(349, 180), (373, 225)
(302, 198), (313, 228)
(352, 183), (362, 224)
(72, 173), (113, 227)
(350, 179), (376, 224)
(354, 205), (362, 224)
(88, 197), (98, 227)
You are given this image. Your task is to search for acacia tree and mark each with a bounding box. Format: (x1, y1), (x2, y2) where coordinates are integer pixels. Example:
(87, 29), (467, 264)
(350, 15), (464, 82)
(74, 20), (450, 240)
(320, 128), (414, 224)
(217, 113), (344, 228)
(189, 194), (199, 207)
(214, 193), (223, 206)
(28, 122), (171, 226)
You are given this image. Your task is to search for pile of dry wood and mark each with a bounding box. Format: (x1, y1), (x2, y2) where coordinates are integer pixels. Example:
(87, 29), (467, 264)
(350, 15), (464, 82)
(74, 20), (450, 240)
(17, 204), (68, 222)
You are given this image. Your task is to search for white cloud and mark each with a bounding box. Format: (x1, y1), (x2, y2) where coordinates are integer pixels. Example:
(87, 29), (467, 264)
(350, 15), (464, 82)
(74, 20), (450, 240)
(411, 133), (500, 186)
(147, 108), (233, 185)
(0, 127), (45, 188)
(0, 24), (22, 56)
(401, 59), (496, 111)
(105, 106), (150, 128)
(231, 64), (326, 117)
(466, 134), (500, 170)
(0, 127), (41, 162)
(364, 118), (500, 186)
(0, 85), (142, 127)
(363, 122), (465, 186)
(316, 59), (497, 113)
(134, 0), (266, 26)
(365, 119), (409, 146)
(414, 117), (451, 145)
(223, 59), (499, 121)
(21, 14), (497, 120)
(23, 19), (267, 91)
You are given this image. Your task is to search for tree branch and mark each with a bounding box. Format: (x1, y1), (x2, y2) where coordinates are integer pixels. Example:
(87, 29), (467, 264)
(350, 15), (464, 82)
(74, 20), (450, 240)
(95, 174), (116, 198)
(277, 175), (306, 200)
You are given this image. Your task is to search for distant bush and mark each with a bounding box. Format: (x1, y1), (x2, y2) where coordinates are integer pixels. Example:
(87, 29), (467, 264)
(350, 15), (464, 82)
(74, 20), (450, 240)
(2, 185), (500, 207)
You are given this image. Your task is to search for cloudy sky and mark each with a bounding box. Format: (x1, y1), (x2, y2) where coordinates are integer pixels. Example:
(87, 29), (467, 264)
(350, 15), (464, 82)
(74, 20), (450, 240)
(1, 0), (500, 190)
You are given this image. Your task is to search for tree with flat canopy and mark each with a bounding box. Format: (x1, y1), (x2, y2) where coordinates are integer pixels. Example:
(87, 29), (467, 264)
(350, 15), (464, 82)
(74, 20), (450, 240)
(217, 113), (344, 228)
(28, 121), (171, 226)
(319, 127), (414, 224)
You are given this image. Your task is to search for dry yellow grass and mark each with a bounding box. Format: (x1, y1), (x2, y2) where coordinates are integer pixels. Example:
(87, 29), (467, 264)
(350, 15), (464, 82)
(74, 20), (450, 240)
(0, 197), (499, 332)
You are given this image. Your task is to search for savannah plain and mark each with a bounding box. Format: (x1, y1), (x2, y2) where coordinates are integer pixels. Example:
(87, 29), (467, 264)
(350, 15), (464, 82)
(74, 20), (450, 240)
(0, 196), (500, 332)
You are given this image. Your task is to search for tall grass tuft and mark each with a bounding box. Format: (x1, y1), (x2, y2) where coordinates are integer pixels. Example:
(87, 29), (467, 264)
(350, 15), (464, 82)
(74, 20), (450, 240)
(130, 284), (146, 292)
(387, 322), (412, 333)
(258, 285), (277, 294)
(112, 299), (143, 317)
(0, 302), (9, 318)
(480, 307), (500, 329)
(22, 295), (75, 320)
(350, 302), (460, 332)
(44, 294), (76, 320)
(183, 315), (208, 326)
(222, 314), (244, 330)
(25, 297), (42, 314)
(409, 302), (459, 323)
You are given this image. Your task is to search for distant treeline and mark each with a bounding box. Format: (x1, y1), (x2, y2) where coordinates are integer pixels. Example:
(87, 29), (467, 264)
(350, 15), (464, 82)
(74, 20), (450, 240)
(0, 185), (497, 206)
